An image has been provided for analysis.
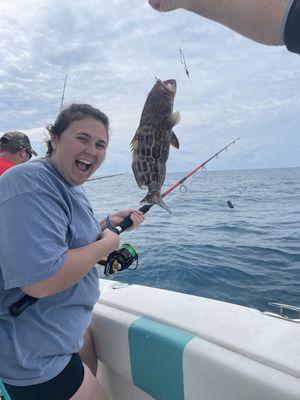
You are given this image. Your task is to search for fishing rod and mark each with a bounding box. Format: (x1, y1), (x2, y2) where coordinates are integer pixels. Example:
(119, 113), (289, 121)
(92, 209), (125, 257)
(8, 138), (239, 317)
(86, 173), (125, 182)
(60, 73), (68, 112)
(112, 137), (240, 234)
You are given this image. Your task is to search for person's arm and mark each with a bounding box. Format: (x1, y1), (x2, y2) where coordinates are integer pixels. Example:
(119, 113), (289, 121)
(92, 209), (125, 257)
(22, 209), (144, 298)
(149, 0), (290, 45)
(21, 229), (120, 298)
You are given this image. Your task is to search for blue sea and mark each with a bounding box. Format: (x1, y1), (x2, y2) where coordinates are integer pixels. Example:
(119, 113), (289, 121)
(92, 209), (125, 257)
(84, 167), (300, 313)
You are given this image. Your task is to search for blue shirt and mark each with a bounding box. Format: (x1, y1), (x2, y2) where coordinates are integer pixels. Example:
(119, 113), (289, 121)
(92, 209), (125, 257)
(0, 159), (101, 385)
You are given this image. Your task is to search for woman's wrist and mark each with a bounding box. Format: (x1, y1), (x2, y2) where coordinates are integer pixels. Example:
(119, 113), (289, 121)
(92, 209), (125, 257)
(100, 219), (107, 231)
(100, 214), (118, 230)
(105, 214), (116, 230)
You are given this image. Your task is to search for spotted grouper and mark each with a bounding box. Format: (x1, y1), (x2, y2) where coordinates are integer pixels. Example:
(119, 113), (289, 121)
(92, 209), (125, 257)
(131, 78), (180, 213)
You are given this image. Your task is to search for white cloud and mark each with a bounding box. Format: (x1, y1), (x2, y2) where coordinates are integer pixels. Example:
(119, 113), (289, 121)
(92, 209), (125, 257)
(0, 0), (299, 172)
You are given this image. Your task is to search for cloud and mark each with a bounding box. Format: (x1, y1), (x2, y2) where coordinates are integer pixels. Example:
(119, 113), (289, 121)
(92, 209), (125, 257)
(0, 0), (299, 172)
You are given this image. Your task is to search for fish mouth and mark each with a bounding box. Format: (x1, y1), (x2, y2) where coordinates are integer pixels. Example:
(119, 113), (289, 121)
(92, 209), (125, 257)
(162, 79), (176, 94)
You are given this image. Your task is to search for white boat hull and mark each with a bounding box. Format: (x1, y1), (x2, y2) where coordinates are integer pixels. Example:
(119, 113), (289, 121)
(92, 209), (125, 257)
(91, 279), (300, 400)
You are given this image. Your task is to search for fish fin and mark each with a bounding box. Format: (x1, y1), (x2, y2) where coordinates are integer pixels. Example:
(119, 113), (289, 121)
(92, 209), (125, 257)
(159, 165), (166, 187)
(140, 193), (171, 214)
(167, 111), (181, 128)
(170, 131), (180, 149)
(132, 162), (146, 189)
(130, 132), (139, 160)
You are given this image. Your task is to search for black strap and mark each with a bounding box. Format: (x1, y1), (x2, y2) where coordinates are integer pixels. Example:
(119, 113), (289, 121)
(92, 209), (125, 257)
(9, 294), (38, 317)
(284, 0), (300, 54)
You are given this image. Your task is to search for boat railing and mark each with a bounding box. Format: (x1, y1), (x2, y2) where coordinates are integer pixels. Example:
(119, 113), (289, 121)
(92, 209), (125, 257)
(262, 302), (300, 323)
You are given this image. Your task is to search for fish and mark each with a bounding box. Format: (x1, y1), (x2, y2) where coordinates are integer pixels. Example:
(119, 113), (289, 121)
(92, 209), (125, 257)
(131, 78), (180, 213)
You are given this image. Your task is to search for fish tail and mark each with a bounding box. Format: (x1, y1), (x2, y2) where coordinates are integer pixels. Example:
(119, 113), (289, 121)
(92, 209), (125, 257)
(140, 193), (171, 214)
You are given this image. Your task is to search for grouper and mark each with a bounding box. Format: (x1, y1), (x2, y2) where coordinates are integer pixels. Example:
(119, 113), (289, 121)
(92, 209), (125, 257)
(131, 78), (180, 213)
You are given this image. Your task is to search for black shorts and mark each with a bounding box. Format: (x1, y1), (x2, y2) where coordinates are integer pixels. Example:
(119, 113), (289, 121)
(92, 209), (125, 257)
(3, 353), (84, 400)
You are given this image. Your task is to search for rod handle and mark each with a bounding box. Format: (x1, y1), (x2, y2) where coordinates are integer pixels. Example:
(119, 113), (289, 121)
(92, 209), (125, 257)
(9, 295), (38, 317)
(114, 204), (152, 234)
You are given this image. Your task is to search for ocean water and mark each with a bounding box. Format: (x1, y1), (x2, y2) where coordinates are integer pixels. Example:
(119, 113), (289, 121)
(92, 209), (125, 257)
(84, 167), (300, 312)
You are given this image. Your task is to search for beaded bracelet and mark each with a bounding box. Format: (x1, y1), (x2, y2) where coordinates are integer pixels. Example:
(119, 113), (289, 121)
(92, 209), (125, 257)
(105, 214), (115, 232)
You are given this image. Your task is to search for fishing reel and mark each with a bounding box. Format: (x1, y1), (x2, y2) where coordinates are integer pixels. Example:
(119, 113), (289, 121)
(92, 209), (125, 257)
(98, 243), (139, 277)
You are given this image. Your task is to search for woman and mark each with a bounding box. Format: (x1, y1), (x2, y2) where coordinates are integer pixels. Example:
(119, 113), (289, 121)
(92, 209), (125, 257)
(0, 103), (144, 400)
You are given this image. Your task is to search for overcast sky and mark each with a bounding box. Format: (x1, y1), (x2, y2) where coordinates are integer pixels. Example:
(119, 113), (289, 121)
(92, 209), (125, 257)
(1, 0), (299, 175)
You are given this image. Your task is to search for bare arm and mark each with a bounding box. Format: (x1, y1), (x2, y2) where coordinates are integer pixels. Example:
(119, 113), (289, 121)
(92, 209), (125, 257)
(21, 230), (120, 298)
(21, 209), (144, 298)
(149, 0), (291, 45)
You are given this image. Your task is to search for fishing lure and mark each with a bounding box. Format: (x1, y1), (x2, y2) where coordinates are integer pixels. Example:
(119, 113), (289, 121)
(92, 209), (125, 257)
(179, 47), (190, 78)
(227, 200), (234, 209)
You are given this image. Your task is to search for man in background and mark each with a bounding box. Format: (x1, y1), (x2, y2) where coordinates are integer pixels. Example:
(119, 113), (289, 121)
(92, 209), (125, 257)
(0, 131), (38, 176)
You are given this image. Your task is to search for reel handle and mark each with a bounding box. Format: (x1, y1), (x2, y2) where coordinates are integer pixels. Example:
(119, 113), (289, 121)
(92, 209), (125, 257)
(114, 204), (152, 234)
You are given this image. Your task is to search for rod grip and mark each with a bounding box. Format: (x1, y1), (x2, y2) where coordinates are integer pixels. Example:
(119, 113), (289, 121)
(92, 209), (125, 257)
(9, 295), (38, 317)
(115, 204), (152, 234)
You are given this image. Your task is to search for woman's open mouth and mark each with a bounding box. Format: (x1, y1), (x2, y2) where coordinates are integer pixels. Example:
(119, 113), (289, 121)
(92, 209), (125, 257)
(75, 159), (93, 172)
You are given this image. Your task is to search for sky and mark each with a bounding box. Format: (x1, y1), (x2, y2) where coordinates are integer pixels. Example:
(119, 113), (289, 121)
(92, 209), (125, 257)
(0, 0), (299, 176)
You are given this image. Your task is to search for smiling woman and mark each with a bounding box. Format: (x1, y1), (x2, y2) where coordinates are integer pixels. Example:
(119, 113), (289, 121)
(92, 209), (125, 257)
(46, 104), (109, 186)
(0, 103), (144, 400)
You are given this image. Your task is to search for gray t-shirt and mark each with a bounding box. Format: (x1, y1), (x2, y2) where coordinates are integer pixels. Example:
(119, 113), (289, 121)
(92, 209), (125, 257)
(0, 159), (101, 385)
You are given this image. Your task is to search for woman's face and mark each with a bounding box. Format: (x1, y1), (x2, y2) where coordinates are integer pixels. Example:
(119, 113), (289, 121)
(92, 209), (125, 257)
(50, 117), (108, 186)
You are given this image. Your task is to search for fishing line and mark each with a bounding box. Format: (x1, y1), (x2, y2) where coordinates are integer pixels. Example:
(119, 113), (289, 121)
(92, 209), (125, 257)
(227, 150), (240, 208)
(228, 170), (237, 207)
(178, 47), (218, 194)
(86, 173), (124, 182)
(178, 47), (213, 147)
(179, 48), (241, 205)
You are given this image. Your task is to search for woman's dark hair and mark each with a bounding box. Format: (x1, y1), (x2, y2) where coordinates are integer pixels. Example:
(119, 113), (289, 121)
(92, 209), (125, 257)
(46, 103), (109, 157)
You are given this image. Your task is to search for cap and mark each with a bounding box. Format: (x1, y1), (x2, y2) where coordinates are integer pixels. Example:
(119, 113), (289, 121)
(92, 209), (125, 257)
(0, 131), (38, 157)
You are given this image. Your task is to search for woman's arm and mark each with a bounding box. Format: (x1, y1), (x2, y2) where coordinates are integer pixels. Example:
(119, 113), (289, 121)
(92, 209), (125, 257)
(149, 0), (290, 45)
(22, 209), (144, 298)
(21, 229), (120, 298)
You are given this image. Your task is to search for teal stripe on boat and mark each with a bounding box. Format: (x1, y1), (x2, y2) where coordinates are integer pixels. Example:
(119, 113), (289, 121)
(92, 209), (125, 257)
(128, 318), (194, 400)
(0, 380), (12, 400)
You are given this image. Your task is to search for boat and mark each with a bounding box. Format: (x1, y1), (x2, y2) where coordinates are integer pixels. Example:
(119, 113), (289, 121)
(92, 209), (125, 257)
(1, 278), (299, 400)
(91, 279), (300, 400)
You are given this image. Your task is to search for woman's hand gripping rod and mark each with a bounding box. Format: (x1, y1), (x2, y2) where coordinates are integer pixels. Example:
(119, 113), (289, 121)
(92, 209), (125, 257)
(110, 204), (152, 234)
